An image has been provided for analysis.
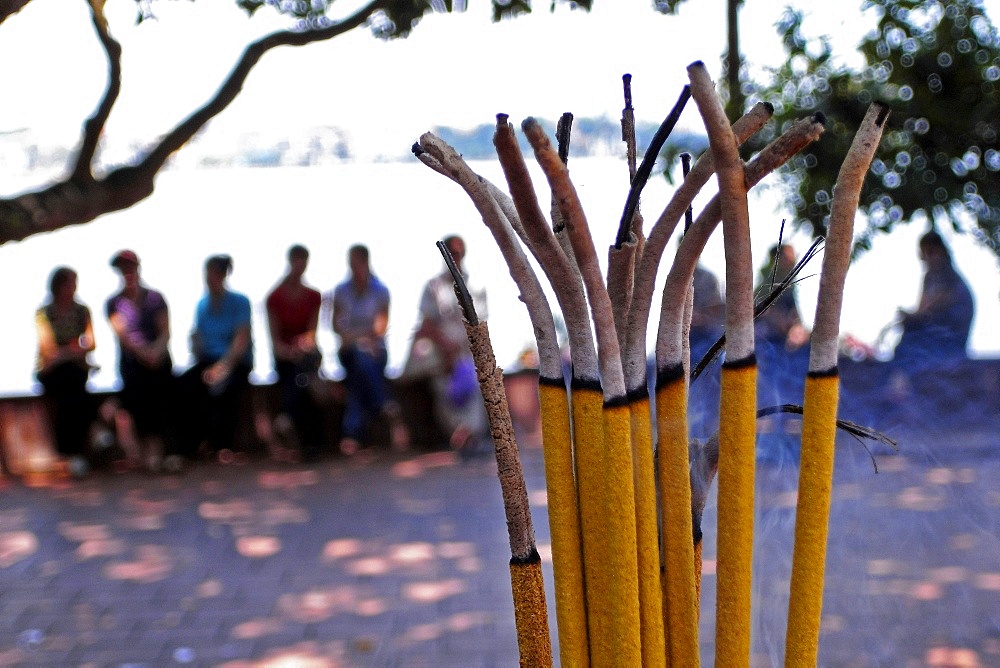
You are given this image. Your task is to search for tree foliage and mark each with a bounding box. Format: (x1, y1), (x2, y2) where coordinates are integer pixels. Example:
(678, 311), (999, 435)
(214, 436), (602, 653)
(749, 0), (1000, 257)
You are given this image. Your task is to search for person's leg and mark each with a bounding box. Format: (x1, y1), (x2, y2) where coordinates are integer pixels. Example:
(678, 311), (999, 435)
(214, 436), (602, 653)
(175, 363), (211, 459)
(355, 347), (389, 423)
(337, 347), (367, 454)
(40, 363), (90, 458)
(285, 359), (325, 455)
(210, 365), (250, 457)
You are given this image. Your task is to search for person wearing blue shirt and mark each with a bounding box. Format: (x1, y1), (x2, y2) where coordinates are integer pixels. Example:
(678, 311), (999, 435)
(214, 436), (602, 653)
(332, 244), (407, 455)
(177, 255), (253, 462)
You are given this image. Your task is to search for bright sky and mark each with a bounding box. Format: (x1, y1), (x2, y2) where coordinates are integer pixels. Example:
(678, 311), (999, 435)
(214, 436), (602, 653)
(0, 0), (895, 161)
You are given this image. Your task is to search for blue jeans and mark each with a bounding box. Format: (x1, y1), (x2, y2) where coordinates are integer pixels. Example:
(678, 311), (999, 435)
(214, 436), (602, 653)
(338, 345), (388, 442)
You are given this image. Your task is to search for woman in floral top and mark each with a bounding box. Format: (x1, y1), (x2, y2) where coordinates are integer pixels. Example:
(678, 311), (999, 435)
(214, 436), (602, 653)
(35, 266), (97, 461)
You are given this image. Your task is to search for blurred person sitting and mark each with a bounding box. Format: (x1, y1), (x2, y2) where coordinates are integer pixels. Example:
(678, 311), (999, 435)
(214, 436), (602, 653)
(688, 263), (725, 440)
(176, 255), (253, 462)
(755, 243), (810, 351)
(406, 235), (489, 456)
(265, 244), (324, 460)
(689, 263), (726, 365)
(893, 230), (974, 369)
(754, 243), (810, 464)
(35, 266), (97, 474)
(332, 244), (406, 455)
(106, 250), (177, 472)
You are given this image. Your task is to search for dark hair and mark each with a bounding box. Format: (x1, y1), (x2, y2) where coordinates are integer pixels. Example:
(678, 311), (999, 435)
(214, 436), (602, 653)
(48, 266), (77, 296)
(919, 230), (947, 250)
(205, 254), (234, 276)
(443, 234), (464, 248)
(288, 244), (309, 261)
(348, 244), (369, 263)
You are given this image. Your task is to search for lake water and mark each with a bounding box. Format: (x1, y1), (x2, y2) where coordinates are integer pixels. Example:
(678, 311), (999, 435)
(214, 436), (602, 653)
(2, 156), (998, 396)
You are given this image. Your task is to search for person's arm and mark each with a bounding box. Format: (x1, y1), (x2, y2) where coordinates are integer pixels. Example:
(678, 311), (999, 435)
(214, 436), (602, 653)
(899, 274), (945, 326)
(331, 288), (355, 347)
(36, 310), (62, 372)
(203, 296), (251, 386)
(372, 286), (389, 339)
(147, 306), (170, 366)
(79, 313), (96, 356)
(266, 293), (295, 362)
(296, 295), (320, 352)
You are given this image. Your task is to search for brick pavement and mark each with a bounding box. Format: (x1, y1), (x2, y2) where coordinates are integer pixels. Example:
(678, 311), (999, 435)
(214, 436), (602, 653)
(0, 429), (997, 666)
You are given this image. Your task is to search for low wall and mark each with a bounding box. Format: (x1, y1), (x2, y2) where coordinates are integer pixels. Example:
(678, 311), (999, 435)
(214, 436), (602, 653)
(2, 358), (996, 481)
(0, 369), (545, 481)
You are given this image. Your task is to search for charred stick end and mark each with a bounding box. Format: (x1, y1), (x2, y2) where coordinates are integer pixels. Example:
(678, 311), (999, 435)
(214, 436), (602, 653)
(616, 85), (692, 248)
(557, 113), (574, 165)
(436, 240), (479, 326)
(681, 152), (693, 232)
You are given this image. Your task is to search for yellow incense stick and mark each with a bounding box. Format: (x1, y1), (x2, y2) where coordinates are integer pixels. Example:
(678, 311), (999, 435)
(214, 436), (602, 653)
(715, 358), (757, 667)
(655, 364), (700, 665)
(601, 398), (642, 665)
(693, 539), (704, 611)
(511, 551), (553, 668)
(571, 380), (612, 665)
(784, 371), (839, 666)
(628, 390), (666, 668)
(538, 376), (589, 666)
(784, 103), (889, 666)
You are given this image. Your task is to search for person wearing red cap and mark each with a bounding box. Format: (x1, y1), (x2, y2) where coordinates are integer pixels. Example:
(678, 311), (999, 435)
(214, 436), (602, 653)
(106, 249), (176, 472)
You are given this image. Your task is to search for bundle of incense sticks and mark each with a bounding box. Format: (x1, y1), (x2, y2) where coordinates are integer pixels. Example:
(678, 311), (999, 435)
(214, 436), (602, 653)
(414, 61), (889, 667)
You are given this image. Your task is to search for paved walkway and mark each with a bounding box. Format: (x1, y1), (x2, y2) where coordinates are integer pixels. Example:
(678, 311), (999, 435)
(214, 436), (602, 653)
(0, 427), (997, 666)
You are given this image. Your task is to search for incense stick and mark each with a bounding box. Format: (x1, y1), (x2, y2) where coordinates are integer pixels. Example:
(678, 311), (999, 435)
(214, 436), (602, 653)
(689, 60), (756, 668)
(523, 117), (643, 665)
(785, 102), (888, 667)
(436, 241), (553, 667)
(623, 101), (773, 390)
(492, 115), (592, 665)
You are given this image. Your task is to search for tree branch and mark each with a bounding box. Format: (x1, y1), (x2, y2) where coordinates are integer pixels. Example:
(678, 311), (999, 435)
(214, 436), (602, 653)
(135, 0), (386, 178)
(0, 0), (32, 26)
(73, 0), (123, 181)
(0, 0), (388, 246)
